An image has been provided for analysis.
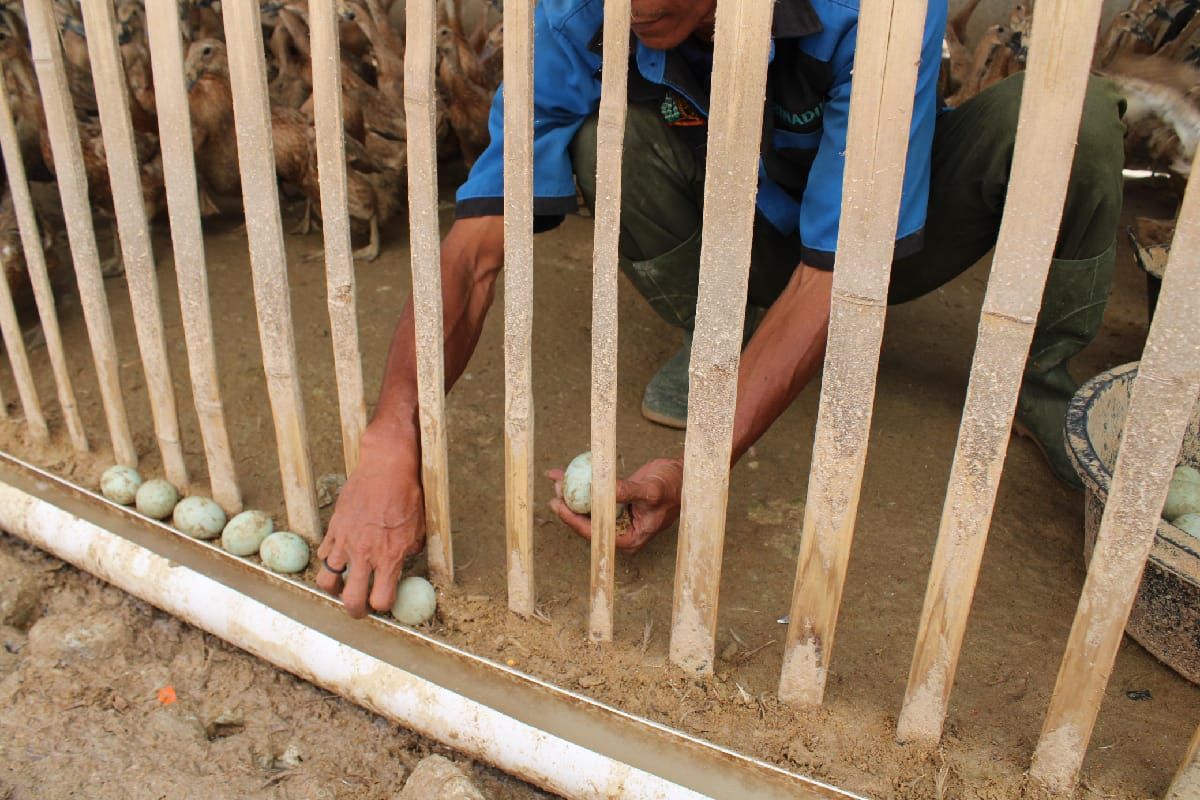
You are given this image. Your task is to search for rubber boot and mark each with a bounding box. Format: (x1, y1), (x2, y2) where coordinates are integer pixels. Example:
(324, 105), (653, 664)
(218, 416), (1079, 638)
(1014, 244), (1116, 490)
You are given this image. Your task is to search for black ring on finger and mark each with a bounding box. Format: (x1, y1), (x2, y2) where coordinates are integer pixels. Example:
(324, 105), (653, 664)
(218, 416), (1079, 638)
(323, 558), (347, 576)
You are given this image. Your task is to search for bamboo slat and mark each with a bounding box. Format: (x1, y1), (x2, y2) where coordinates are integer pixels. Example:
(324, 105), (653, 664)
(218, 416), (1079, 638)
(896, 0), (1107, 746)
(0, 237), (46, 439)
(221, 0), (320, 541)
(81, 0), (188, 490)
(144, 0), (241, 513)
(310, 0), (368, 478)
(503, 0), (535, 617)
(1166, 723), (1200, 800)
(0, 84), (78, 447)
(667, 0), (775, 674)
(777, 0), (929, 706)
(1028, 176), (1200, 794)
(403, 0), (454, 585)
(587, 0), (631, 643)
(24, 0), (137, 466)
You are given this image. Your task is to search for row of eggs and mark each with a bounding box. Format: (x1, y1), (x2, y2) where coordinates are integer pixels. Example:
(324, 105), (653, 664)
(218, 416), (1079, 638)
(98, 465), (437, 624)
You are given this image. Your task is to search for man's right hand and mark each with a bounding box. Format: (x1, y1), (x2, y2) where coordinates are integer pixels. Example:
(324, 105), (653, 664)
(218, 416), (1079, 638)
(317, 425), (426, 618)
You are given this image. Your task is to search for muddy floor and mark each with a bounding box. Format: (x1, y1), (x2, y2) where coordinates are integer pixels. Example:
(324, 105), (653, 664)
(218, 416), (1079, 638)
(0, 532), (551, 799)
(0, 177), (1194, 799)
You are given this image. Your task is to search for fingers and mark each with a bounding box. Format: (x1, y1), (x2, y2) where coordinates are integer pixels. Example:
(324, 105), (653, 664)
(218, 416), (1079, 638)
(340, 553), (373, 618)
(370, 558), (402, 613)
(549, 497), (593, 541)
(544, 469), (565, 500)
(616, 477), (654, 505)
(315, 531), (348, 595)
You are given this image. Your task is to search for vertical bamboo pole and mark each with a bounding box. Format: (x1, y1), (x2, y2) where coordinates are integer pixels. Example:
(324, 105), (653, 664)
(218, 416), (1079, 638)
(402, 0), (453, 585)
(0, 84), (80, 448)
(667, 0), (775, 674)
(1028, 177), (1200, 794)
(1166, 723), (1200, 800)
(144, 0), (241, 514)
(777, 0), (929, 705)
(80, 0), (188, 490)
(503, 0), (535, 616)
(221, 0), (321, 541)
(587, 0), (630, 643)
(0, 244), (47, 439)
(0, 229), (46, 439)
(310, 0), (368, 478)
(24, 0), (137, 467)
(896, 0), (1106, 747)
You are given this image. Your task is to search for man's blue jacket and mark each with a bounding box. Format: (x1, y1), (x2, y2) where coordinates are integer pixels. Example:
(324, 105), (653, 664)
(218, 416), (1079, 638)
(455, 0), (948, 269)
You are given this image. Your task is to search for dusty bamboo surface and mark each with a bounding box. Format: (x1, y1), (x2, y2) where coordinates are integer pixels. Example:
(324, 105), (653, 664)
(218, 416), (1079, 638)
(1166, 722), (1200, 800)
(587, 0), (631, 643)
(24, 0), (137, 467)
(310, 0), (367, 478)
(80, 0), (189, 490)
(896, 0), (1106, 747)
(144, 0), (241, 513)
(1028, 179), (1200, 794)
(0, 84), (78, 447)
(667, 0), (775, 674)
(403, 0), (454, 585)
(221, 0), (321, 541)
(0, 247), (47, 439)
(777, 0), (928, 706)
(503, 0), (535, 616)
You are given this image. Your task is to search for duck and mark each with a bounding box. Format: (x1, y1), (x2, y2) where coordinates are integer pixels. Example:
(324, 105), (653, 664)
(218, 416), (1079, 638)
(436, 26), (492, 166)
(1104, 55), (1200, 177)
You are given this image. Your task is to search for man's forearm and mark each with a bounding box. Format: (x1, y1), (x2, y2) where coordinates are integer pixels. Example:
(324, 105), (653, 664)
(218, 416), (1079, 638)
(728, 263), (833, 465)
(369, 216), (506, 447)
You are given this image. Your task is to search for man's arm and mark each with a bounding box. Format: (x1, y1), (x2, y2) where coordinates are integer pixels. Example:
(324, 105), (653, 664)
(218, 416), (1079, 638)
(317, 215), (504, 617)
(549, 262), (833, 551)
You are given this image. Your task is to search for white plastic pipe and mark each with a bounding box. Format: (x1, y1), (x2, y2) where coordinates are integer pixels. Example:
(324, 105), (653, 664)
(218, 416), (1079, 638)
(0, 480), (705, 800)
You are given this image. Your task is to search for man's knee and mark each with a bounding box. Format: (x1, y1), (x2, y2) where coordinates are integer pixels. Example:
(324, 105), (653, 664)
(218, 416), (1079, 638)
(1071, 76), (1127, 199)
(570, 104), (694, 213)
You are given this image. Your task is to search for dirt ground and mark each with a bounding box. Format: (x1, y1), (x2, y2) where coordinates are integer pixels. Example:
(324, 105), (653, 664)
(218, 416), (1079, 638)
(0, 176), (1194, 799)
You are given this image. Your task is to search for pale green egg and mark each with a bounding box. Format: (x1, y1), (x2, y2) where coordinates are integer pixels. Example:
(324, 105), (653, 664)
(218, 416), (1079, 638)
(172, 496), (227, 540)
(391, 576), (436, 625)
(221, 510), (274, 556)
(259, 531), (310, 574)
(1164, 474), (1200, 522)
(1173, 512), (1200, 539)
(563, 451), (592, 515)
(100, 465), (143, 505)
(135, 479), (179, 519)
(1175, 464), (1200, 486)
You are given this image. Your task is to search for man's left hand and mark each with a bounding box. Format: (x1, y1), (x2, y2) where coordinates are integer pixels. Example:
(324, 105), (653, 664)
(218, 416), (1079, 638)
(547, 457), (684, 553)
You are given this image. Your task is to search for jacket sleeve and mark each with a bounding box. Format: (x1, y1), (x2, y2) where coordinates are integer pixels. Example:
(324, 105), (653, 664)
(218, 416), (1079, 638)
(798, 4), (946, 270)
(455, 1), (602, 227)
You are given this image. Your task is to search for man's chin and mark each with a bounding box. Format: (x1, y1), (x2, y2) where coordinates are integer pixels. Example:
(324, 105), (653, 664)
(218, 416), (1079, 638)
(632, 24), (692, 50)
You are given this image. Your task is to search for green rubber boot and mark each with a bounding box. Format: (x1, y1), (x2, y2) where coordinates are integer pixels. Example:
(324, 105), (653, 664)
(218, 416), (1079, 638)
(640, 307), (765, 429)
(1014, 245), (1116, 490)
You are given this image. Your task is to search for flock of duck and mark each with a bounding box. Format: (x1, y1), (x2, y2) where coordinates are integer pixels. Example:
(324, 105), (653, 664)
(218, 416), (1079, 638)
(0, 0), (1195, 322)
(0, 0), (500, 319)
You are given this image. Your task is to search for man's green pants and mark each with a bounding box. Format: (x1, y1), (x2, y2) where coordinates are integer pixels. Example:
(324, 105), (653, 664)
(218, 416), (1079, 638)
(570, 73), (1127, 487)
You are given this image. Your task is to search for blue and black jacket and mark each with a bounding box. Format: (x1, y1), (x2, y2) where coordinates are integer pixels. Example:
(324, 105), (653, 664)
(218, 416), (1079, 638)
(455, 0), (948, 269)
